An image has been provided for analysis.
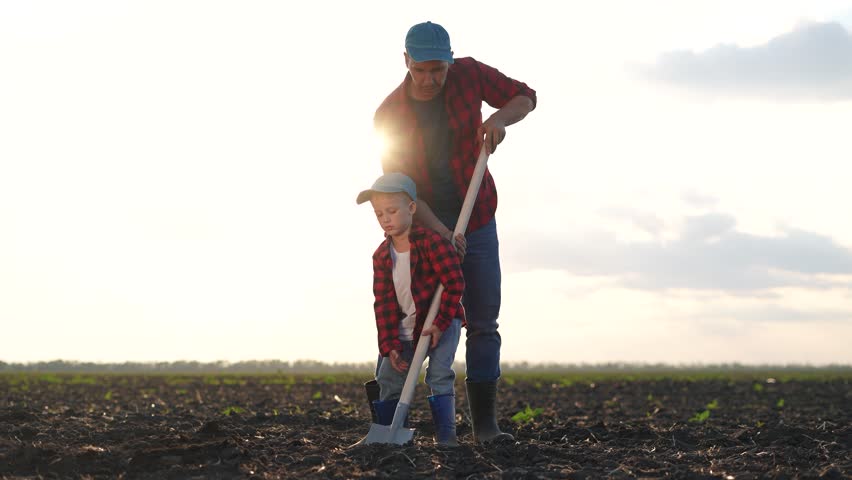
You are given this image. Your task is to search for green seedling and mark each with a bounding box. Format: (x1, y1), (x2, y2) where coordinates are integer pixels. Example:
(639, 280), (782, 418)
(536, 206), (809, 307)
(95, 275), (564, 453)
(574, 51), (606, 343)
(104, 390), (113, 401)
(646, 393), (665, 410)
(705, 399), (719, 410)
(776, 398), (785, 408)
(70, 375), (97, 385)
(221, 406), (245, 416)
(260, 376), (296, 386)
(312, 391), (322, 400)
(39, 374), (63, 384)
(689, 409), (710, 423)
(753, 383), (764, 393)
(756, 420), (765, 428)
(511, 405), (543, 424)
(165, 376), (190, 386)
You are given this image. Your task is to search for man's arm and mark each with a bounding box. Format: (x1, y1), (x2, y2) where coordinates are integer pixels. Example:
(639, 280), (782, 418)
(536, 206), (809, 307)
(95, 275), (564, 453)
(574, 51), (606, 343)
(478, 95), (535, 154)
(489, 95), (535, 127)
(414, 199), (468, 258)
(472, 58), (537, 154)
(414, 200), (450, 237)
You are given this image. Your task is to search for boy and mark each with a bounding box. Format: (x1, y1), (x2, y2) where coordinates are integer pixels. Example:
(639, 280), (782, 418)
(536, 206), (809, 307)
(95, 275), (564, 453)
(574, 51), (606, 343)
(356, 172), (465, 447)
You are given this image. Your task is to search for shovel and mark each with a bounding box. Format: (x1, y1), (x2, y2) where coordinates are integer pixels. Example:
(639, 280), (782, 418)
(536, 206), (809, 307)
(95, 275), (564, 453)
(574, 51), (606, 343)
(362, 145), (490, 445)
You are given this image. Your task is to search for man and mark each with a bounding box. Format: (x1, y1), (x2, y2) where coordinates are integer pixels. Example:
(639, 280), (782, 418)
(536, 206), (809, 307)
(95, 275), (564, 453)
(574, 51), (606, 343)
(366, 20), (536, 443)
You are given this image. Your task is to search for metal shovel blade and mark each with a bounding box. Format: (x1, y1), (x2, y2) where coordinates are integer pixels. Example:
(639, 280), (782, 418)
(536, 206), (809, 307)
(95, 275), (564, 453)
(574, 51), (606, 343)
(361, 401), (414, 445)
(362, 422), (415, 445)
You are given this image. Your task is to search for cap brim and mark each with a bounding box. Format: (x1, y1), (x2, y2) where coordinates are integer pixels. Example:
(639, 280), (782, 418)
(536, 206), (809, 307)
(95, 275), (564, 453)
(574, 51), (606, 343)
(356, 186), (410, 204)
(406, 47), (454, 64)
(356, 189), (374, 205)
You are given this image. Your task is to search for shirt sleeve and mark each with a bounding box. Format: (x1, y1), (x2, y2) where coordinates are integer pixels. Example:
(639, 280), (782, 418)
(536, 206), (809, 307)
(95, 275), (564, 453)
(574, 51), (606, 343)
(373, 250), (402, 356)
(426, 232), (465, 332)
(474, 58), (537, 110)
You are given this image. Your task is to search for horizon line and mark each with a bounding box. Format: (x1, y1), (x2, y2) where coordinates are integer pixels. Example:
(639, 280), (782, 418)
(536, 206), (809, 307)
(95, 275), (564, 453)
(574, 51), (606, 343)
(2, 359), (850, 371)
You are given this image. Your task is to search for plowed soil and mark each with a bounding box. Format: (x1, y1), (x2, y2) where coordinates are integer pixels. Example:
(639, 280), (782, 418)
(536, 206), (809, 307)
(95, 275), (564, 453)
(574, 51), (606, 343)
(1, 374), (849, 479)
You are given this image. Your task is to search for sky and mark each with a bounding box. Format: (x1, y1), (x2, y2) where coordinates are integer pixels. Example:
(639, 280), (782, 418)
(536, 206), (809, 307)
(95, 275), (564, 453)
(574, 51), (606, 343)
(2, 0), (851, 365)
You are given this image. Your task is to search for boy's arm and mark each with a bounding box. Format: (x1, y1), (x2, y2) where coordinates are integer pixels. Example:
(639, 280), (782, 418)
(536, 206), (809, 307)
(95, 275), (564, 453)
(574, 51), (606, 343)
(373, 253), (402, 356)
(426, 232), (465, 332)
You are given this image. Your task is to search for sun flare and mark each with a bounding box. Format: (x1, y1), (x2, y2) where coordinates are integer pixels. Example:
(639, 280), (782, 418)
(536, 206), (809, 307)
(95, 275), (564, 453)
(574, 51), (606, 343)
(370, 130), (388, 160)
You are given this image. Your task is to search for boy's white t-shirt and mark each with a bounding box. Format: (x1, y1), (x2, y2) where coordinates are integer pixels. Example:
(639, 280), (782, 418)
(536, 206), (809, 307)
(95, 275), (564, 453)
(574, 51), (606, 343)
(390, 243), (417, 341)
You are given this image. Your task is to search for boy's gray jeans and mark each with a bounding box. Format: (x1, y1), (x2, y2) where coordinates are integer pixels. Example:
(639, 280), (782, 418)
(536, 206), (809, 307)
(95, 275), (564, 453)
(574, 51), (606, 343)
(376, 318), (462, 401)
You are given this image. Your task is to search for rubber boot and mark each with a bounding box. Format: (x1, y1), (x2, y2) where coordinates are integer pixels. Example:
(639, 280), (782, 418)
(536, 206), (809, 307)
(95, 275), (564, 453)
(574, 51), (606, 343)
(428, 394), (459, 447)
(372, 398), (409, 427)
(465, 380), (514, 443)
(351, 394), (407, 448)
(364, 380), (380, 423)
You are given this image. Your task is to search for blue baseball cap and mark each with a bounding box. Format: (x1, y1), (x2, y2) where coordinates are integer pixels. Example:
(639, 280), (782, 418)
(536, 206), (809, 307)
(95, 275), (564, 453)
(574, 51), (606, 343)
(356, 172), (417, 204)
(405, 21), (454, 64)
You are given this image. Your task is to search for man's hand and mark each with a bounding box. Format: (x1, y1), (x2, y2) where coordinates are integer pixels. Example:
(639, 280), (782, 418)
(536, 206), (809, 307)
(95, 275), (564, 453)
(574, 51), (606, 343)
(477, 117), (506, 154)
(476, 95), (535, 154)
(441, 230), (467, 261)
(389, 350), (409, 373)
(421, 324), (444, 349)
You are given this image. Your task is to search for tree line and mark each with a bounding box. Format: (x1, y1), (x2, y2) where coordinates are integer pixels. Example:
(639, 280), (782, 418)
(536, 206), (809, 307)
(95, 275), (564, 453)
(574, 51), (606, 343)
(1, 359), (848, 374)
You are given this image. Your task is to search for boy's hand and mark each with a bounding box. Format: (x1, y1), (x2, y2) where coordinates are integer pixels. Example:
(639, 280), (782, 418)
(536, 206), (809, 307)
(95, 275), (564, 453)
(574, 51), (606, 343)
(421, 325), (444, 349)
(389, 350), (409, 373)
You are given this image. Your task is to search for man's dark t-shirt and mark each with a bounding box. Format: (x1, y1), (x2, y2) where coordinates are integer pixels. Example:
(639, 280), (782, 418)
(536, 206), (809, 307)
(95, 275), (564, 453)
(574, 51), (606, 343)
(410, 91), (462, 229)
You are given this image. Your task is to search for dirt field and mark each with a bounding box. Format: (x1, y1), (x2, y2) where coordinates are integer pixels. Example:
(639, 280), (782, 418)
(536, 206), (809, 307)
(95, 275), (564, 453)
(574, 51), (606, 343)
(1, 372), (849, 479)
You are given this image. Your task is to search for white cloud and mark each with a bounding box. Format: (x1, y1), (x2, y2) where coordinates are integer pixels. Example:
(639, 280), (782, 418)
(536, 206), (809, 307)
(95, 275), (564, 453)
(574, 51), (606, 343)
(681, 190), (719, 209)
(500, 273), (852, 364)
(505, 210), (852, 292)
(638, 22), (852, 100)
(694, 305), (851, 323)
(597, 206), (665, 236)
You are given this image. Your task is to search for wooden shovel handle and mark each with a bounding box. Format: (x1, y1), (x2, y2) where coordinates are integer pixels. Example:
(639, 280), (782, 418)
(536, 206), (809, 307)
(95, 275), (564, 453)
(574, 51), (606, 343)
(393, 146), (489, 411)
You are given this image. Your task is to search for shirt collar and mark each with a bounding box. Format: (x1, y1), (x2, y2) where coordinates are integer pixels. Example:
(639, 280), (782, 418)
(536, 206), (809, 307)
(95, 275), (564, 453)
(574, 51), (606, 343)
(377, 225), (429, 261)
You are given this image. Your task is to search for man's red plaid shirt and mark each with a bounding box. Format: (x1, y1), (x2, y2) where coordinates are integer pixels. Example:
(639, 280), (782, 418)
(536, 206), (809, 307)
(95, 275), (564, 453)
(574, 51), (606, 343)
(372, 225), (465, 356)
(374, 57), (537, 234)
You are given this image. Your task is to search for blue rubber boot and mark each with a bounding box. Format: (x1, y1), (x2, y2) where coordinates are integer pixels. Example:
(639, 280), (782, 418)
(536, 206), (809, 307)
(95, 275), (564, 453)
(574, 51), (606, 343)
(372, 399), (409, 427)
(428, 394), (459, 447)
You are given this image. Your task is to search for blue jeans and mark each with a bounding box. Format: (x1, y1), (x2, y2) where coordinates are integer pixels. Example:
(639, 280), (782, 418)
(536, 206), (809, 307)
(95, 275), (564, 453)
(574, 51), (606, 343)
(376, 318), (462, 401)
(460, 218), (502, 382)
